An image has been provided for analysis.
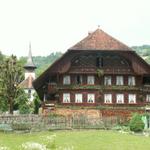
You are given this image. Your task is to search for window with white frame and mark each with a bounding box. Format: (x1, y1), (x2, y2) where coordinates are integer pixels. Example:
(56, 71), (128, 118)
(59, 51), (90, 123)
(87, 76), (95, 85)
(63, 75), (70, 85)
(146, 94), (150, 102)
(63, 93), (70, 103)
(116, 76), (124, 85)
(104, 94), (112, 104)
(128, 94), (136, 104)
(104, 76), (112, 85)
(116, 94), (124, 104)
(75, 94), (83, 103)
(87, 94), (95, 103)
(128, 76), (135, 86)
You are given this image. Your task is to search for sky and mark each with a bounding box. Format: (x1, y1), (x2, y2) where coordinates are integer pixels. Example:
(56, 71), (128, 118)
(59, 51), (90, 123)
(0, 0), (150, 57)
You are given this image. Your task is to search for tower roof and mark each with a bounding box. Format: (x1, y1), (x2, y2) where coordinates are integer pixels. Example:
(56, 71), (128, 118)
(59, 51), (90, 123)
(24, 43), (36, 69)
(69, 28), (132, 51)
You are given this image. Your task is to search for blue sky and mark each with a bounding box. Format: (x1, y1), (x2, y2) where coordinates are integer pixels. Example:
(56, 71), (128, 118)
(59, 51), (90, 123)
(0, 0), (150, 57)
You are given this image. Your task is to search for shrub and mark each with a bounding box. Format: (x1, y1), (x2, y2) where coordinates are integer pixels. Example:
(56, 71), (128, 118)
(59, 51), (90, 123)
(11, 122), (31, 131)
(129, 113), (144, 132)
(15, 89), (32, 114)
(19, 104), (31, 114)
(0, 124), (12, 132)
(33, 93), (41, 114)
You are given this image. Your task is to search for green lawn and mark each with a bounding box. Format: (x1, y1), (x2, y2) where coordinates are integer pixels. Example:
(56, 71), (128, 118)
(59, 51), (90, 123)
(0, 130), (150, 150)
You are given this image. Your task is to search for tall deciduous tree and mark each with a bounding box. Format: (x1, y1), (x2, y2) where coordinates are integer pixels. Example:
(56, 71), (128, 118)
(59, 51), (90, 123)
(0, 51), (6, 111)
(0, 55), (23, 114)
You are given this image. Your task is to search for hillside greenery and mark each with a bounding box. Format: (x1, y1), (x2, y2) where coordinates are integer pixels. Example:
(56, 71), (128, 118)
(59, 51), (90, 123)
(132, 45), (150, 64)
(20, 52), (63, 76)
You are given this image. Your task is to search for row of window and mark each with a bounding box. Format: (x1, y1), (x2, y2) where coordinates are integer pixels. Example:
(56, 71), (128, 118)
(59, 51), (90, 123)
(63, 93), (150, 104)
(63, 75), (136, 86)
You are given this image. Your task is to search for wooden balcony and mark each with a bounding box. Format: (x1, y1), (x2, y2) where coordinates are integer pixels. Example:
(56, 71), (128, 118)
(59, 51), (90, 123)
(58, 85), (140, 91)
(68, 66), (133, 74)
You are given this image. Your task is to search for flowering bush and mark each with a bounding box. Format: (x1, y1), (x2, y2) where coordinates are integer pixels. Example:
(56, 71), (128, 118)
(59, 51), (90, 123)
(0, 146), (9, 150)
(21, 142), (47, 150)
(21, 134), (74, 150)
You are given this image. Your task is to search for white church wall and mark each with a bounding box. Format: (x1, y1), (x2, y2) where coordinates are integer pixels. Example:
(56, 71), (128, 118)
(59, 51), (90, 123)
(24, 89), (35, 102)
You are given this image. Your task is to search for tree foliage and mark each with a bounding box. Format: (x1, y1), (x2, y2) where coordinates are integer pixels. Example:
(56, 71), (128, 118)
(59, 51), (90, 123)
(129, 113), (144, 132)
(0, 55), (24, 114)
(15, 89), (32, 114)
(132, 45), (150, 64)
(33, 92), (41, 114)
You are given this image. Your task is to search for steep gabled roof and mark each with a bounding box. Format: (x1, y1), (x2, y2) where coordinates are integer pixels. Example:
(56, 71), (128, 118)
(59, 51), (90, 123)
(69, 28), (132, 51)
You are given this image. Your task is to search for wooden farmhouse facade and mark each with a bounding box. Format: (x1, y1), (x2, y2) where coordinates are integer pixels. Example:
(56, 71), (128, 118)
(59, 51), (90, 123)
(33, 28), (150, 114)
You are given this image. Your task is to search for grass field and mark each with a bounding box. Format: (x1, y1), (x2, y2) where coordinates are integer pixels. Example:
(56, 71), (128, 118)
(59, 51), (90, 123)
(0, 130), (150, 150)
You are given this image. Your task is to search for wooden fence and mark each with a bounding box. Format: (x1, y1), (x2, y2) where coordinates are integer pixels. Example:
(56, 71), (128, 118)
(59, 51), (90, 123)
(0, 114), (128, 130)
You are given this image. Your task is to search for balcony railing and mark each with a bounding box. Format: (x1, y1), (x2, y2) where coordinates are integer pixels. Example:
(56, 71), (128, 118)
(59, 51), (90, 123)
(58, 85), (140, 91)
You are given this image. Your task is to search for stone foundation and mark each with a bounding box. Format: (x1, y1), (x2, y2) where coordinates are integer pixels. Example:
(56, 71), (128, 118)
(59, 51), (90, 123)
(43, 107), (145, 119)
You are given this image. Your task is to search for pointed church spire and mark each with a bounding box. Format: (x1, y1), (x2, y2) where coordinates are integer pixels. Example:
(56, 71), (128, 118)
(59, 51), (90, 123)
(24, 42), (36, 69)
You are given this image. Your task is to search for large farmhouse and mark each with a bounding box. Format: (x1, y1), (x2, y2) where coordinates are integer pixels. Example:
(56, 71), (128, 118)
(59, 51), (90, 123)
(33, 28), (150, 115)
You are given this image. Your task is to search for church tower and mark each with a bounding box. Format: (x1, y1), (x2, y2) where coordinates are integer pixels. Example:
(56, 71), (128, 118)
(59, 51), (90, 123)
(19, 43), (36, 101)
(24, 43), (36, 79)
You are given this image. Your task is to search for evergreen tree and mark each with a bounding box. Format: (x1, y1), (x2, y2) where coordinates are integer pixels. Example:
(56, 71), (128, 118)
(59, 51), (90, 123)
(15, 89), (31, 114)
(33, 93), (41, 114)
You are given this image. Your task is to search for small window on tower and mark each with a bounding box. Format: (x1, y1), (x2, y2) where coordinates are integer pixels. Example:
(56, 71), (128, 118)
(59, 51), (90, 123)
(28, 89), (31, 98)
